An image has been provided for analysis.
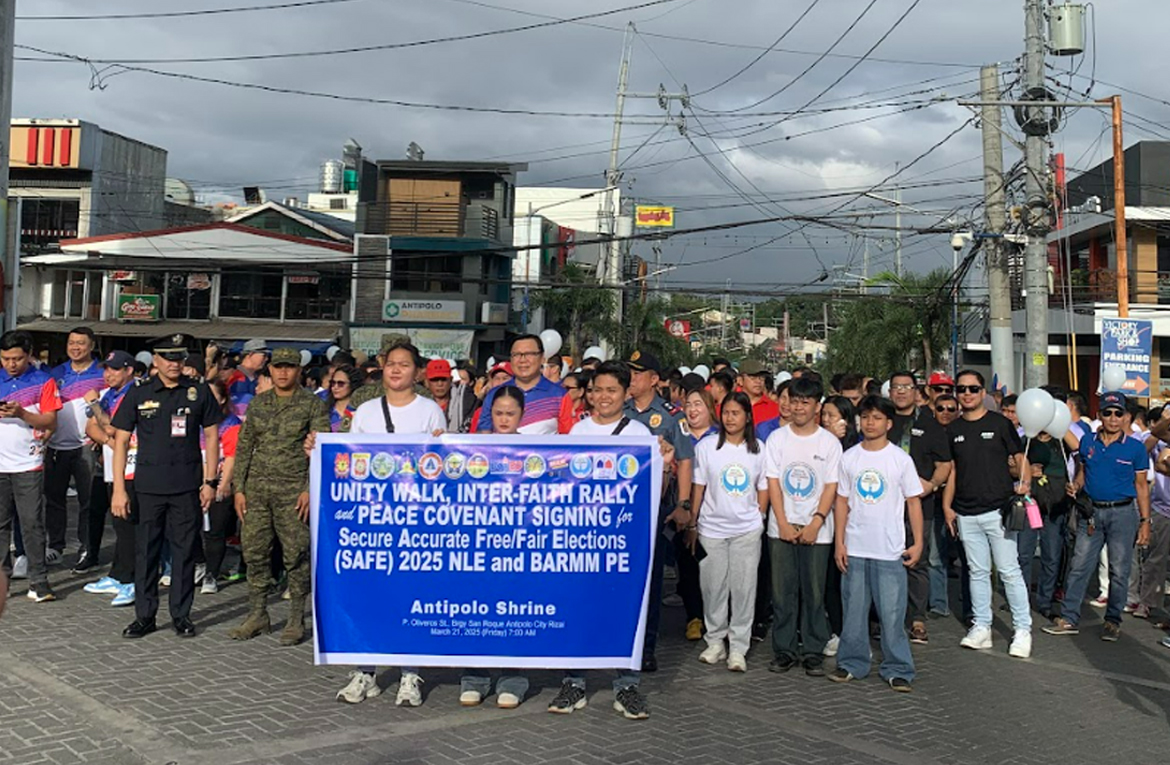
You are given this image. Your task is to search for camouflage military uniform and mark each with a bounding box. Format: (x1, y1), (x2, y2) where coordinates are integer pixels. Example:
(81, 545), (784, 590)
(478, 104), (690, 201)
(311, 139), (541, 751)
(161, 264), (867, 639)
(230, 380), (330, 643)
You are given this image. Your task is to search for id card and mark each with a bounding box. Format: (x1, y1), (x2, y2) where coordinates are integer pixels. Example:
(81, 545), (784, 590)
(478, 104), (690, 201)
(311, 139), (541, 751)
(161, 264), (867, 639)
(171, 415), (187, 438)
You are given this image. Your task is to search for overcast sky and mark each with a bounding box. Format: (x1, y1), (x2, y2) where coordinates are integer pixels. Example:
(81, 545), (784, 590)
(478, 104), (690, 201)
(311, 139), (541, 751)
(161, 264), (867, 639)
(13, 0), (1170, 293)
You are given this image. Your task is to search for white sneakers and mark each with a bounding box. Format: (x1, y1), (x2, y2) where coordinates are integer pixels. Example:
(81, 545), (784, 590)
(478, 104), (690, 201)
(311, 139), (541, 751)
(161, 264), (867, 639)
(496, 692), (521, 709)
(960, 625), (993, 650)
(201, 577), (218, 595)
(336, 671), (381, 704)
(823, 634), (840, 657)
(459, 690), (483, 707)
(1008, 631), (1032, 659)
(698, 643), (728, 665)
(727, 652), (747, 672)
(395, 672), (423, 707)
(194, 563), (207, 587)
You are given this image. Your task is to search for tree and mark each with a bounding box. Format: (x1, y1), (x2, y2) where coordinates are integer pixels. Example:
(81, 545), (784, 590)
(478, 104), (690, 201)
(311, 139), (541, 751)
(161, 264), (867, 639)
(530, 263), (617, 361)
(615, 296), (691, 367)
(825, 269), (952, 377)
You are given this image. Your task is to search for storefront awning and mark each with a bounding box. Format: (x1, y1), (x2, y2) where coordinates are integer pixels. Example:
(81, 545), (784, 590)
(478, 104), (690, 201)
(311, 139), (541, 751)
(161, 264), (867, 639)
(17, 318), (342, 346)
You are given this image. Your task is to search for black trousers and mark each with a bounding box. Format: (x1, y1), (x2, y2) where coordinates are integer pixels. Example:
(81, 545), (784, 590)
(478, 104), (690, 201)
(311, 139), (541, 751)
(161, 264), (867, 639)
(135, 490), (201, 622)
(201, 497), (235, 579)
(44, 445), (96, 553)
(673, 532), (704, 622)
(108, 481), (138, 585)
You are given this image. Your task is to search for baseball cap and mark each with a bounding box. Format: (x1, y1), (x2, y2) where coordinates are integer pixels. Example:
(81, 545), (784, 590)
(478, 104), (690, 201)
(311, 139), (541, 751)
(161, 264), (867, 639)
(426, 358), (452, 380)
(489, 360), (513, 378)
(100, 350), (135, 370)
(928, 372), (955, 387)
(241, 338), (269, 355)
(627, 349), (662, 375)
(1099, 391), (1127, 413)
(183, 354), (207, 377)
(739, 359), (768, 376)
(269, 347), (303, 367)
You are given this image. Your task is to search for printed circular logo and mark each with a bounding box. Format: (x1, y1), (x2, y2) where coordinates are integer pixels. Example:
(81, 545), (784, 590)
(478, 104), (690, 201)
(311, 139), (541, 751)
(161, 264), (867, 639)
(370, 452), (396, 480)
(418, 452), (443, 480)
(444, 452), (466, 479)
(467, 453), (490, 479)
(720, 463), (751, 497)
(524, 454), (546, 479)
(782, 462), (818, 501)
(333, 453), (350, 478)
(570, 453), (593, 479)
(855, 468), (887, 504)
(617, 454), (639, 479)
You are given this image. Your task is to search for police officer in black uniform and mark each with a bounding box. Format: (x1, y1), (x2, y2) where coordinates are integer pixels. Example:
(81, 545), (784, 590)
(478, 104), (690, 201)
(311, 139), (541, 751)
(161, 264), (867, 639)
(111, 334), (222, 639)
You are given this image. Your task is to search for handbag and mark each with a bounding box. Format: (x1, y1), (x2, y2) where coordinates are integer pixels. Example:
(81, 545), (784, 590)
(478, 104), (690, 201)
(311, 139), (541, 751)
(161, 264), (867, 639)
(1000, 496), (1029, 532)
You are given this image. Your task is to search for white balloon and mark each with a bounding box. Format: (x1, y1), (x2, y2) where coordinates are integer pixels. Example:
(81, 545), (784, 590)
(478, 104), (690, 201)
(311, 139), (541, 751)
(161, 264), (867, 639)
(583, 345), (605, 362)
(561, 361), (570, 378)
(135, 351), (153, 366)
(1102, 365), (1127, 392)
(325, 345), (340, 362)
(1017, 387), (1057, 438)
(776, 370), (792, 383)
(1045, 401), (1073, 439)
(679, 366), (692, 376)
(487, 356), (497, 370)
(539, 329), (562, 358)
(693, 364), (710, 382)
(299, 349), (312, 367)
(881, 380), (891, 397)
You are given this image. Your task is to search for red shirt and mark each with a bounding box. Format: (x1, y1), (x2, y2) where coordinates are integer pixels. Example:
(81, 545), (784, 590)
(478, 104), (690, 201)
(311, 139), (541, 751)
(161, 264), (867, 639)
(752, 397), (780, 425)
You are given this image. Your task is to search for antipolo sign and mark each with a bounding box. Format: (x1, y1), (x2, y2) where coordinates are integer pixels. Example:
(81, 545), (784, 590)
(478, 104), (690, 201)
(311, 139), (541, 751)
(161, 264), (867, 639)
(310, 434), (661, 669)
(382, 299), (464, 323)
(1100, 317), (1153, 394)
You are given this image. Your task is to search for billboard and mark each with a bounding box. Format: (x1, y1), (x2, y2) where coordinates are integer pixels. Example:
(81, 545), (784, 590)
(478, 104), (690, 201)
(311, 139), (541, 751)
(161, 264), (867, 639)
(635, 206), (674, 228)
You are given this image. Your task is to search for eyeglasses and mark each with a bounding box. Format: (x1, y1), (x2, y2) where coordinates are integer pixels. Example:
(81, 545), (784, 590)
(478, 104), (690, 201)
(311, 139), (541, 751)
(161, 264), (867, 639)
(955, 385), (983, 394)
(890, 383), (916, 392)
(564, 384), (580, 391)
(936, 406), (958, 413)
(1101, 409), (1125, 418)
(329, 380), (350, 388)
(510, 351), (542, 360)
(930, 385), (954, 393)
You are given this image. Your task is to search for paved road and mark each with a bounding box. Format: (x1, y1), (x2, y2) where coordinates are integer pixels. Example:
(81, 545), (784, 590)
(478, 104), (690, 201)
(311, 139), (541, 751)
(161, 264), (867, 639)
(3, 542), (1170, 765)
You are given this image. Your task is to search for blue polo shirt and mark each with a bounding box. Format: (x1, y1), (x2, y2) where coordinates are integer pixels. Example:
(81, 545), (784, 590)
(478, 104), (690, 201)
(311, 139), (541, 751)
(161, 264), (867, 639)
(1079, 431), (1148, 502)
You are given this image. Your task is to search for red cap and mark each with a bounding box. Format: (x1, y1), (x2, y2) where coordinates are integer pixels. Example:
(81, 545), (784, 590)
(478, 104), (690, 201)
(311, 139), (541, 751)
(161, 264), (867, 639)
(489, 361), (513, 378)
(425, 359), (452, 379)
(927, 372), (954, 387)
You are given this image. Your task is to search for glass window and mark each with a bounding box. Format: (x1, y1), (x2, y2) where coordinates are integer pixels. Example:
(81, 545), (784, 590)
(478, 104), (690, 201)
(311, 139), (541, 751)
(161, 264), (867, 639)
(390, 253), (462, 293)
(285, 270), (349, 320)
(220, 269), (282, 319)
(68, 271), (86, 318)
(165, 273), (212, 320)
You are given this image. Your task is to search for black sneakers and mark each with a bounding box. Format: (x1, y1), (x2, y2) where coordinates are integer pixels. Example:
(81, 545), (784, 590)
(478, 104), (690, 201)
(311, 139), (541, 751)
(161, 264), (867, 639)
(547, 682), (587, 714)
(613, 686), (650, 720)
(803, 657), (825, 677)
(888, 677), (913, 693)
(768, 654), (798, 673)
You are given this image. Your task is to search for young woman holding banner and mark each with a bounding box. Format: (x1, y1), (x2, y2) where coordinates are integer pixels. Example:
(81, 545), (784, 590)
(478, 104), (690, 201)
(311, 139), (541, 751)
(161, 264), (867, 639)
(459, 385), (531, 709)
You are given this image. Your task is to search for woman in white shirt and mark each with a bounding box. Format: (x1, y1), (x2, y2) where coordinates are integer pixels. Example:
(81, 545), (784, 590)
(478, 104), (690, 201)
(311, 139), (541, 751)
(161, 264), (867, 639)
(336, 340), (445, 708)
(688, 391), (767, 672)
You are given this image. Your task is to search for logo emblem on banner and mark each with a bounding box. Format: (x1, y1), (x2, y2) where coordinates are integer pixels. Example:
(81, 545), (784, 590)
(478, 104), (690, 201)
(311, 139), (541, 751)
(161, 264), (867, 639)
(371, 453), (395, 480)
(333, 453), (350, 478)
(593, 455), (617, 480)
(570, 454), (593, 478)
(524, 454), (546, 478)
(398, 456), (416, 475)
(444, 453), (467, 479)
(467, 453), (489, 479)
(617, 454), (639, 479)
(351, 453), (371, 481)
(419, 453), (443, 480)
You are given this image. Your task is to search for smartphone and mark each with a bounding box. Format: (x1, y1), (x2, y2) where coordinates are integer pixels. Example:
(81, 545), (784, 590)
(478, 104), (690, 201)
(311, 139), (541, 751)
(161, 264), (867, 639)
(693, 540), (708, 563)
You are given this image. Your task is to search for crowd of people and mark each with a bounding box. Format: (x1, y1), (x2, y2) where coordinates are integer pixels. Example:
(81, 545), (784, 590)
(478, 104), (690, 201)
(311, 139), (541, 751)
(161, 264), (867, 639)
(0, 326), (1166, 721)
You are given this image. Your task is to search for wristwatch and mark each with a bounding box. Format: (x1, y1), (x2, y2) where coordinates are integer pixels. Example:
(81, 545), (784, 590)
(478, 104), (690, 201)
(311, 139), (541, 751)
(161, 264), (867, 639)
(1140, 517), (1151, 525)
(204, 478), (221, 489)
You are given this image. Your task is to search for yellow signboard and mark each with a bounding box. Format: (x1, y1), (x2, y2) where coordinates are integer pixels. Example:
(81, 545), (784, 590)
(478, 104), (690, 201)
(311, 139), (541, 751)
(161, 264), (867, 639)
(635, 205), (675, 228)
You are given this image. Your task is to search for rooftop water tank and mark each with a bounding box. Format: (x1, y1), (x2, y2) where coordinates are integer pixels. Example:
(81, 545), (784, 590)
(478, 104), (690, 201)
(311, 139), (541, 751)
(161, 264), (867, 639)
(320, 159), (344, 193)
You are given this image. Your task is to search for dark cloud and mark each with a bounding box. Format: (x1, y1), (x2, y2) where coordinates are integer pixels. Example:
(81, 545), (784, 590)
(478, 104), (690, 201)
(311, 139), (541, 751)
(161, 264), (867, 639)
(13, 0), (1168, 290)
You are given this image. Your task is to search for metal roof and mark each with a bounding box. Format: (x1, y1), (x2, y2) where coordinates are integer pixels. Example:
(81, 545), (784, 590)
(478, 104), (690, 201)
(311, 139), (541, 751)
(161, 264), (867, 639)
(16, 318), (342, 343)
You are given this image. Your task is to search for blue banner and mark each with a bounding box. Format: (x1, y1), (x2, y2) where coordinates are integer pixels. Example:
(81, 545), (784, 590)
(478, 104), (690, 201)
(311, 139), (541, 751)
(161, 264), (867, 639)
(1101, 317), (1153, 395)
(310, 434), (661, 670)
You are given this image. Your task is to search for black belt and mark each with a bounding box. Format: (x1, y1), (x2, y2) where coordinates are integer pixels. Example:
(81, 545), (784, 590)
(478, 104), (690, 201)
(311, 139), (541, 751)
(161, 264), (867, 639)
(1092, 499), (1133, 509)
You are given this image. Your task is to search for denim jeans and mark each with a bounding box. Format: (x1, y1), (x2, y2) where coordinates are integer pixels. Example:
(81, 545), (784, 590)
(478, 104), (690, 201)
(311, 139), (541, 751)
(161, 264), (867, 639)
(1016, 512), (1067, 612)
(768, 538), (831, 662)
(460, 670), (529, 699)
(1059, 502), (1139, 627)
(837, 557), (915, 682)
(956, 510), (1032, 632)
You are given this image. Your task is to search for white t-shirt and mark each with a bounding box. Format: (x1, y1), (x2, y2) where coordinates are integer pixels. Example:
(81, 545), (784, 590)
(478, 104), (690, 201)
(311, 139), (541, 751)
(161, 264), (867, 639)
(569, 416), (652, 437)
(763, 425), (842, 543)
(693, 437), (766, 539)
(350, 395), (446, 435)
(837, 442), (923, 561)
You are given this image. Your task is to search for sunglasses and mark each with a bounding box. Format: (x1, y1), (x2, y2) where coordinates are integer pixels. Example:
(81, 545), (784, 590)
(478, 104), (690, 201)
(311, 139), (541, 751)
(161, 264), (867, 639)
(936, 406), (958, 413)
(1101, 409), (1125, 418)
(329, 380), (350, 387)
(955, 385), (983, 394)
(930, 385), (953, 393)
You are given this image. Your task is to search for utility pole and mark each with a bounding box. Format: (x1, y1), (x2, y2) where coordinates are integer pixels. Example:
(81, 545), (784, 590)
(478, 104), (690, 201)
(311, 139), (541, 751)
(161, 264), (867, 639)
(1106, 94), (1129, 318)
(981, 63), (1015, 393)
(720, 281), (730, 349)
(894, 165), (902, 278)
(1022, 0), (1051, 388)
(600, 22), (634, 356)
(0, 1), (13, 331)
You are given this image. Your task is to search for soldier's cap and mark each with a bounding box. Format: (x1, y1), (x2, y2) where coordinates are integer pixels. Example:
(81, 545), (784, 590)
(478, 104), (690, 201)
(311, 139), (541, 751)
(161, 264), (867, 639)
(150, 333), (193, 361)
(1100, 391), (1127, 414)
(269, 347), (303, 368)
(101, 350), (135, 370)
(241, 338), (269, 355)
(739, 359), (768, 377)
(626, 349), (662, 376)
(426, 358), (452, 380)
(379, 333), (412, 355)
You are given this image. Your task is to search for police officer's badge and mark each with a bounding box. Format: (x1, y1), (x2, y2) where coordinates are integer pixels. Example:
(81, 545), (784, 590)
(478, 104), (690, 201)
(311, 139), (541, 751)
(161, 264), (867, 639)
(172, 334), (183, 345)
(650, 413), (663, 428)
(187, 387), (197, 401)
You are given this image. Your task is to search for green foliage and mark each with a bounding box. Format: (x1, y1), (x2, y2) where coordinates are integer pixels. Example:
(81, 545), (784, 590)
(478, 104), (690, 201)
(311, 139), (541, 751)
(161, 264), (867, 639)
(530, 263), (617, 362)
(613, 296), (692, 367)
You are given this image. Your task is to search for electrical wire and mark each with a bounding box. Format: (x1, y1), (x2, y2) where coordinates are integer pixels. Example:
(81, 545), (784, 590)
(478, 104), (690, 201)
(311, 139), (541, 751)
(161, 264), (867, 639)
(17, 0), (366, 21)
